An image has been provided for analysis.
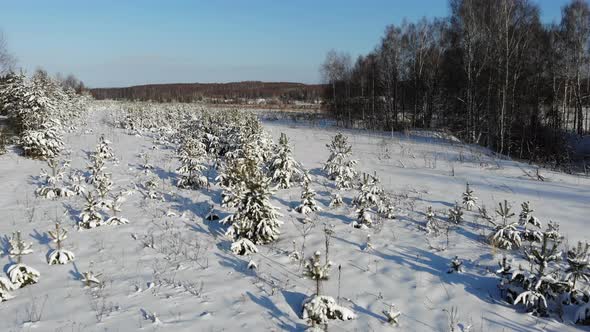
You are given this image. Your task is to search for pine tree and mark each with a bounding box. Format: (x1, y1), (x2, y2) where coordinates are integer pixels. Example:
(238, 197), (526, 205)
(329, 193), (343, 207)
(488, 200), (521, 249)
(295, 176), (322, 214)
(353, 173), (382, 208)
(47, 223), (75, 265)
(104, 191), (131, 225)
(461, 182), (478, 211)
(519, 202), (542, 243)
(425, 206), (440, 236)
(269, 133), (302, 189)
(448, 202), (463, 224)
(565, 241), (590, 290)
(301, 251), (356, 329)
(324, 133), (357, 190)
(225, 159), (283, 255)
(7, 231), (40, 288)
(176, 137), (208, 189)
(35, 158), (74, 199)
(78, 191), (104, 229)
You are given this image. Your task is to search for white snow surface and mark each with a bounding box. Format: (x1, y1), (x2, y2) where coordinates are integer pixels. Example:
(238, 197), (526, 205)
(0, 102), (589, 331)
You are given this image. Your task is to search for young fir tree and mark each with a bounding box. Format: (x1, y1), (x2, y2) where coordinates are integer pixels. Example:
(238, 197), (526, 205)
(225, 159), (283, 256)
(176, 137), (209, 189)
(104, 191), (131, 225)
(448, 202), (463, 224)
(461, 182), (478, 211)
(7, 231), (40, 288)
(0, 277), (16, 302)
(518, 202), (542, 243)
(565, 241), (590, 291)
(35, 158), (74, 199)
(47, 223), (75, 265)
(323, 133), (358, 190)
(301, 251), (356, 329)
(353, 173), (382, 208)
(269, 133), (302, 189)
(425, 206), (440, 236)
(329, 193), (343, 207)
(295, 175), (322, 215)
(488, 200), (521, 249)
(78, 191), (105, 229)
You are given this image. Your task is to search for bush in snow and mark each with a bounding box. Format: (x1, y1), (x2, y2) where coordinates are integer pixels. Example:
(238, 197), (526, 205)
(7, 231), (40, 288)
(47, 223), (75, 265)
(295, 175), (322, 215)
(461, 182), (477, 211)
(301, 251), (355, 329)
(269, 133), (302, 189)
(35, 158), (74, 199)
(224, 159), (283, 255)
(323, 133), (357, 190)
(176, 137), (208, 189)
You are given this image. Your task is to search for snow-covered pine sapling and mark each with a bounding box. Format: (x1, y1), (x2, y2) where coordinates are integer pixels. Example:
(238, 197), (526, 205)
(104, 191), (131, 225)
(324, 133), (358, 190)
(301, 251), (355, 329)
(295, 176), (322, 214)
(383, 303), (401, 325)
(68, 170), (86, 196)
(425, 206), (441, 236)
(496, 256), (512, 276)
(225, 159), (283, 255)
(205, 204), (219, 221)
(145, 176), (164, 201)
(138, 152), (154, 175)
(7, 231), (40, 288)
(519, 201), (542, 243)
(270, 133), (302, 189)
(78, 191), (104, 229)
(447, 256), (464, 273)
(329, 193), (343, 207)
(35, 158), (74, 199)
(488, 200), (521, 250)
(477, 205), (493, 224)
(447, 202), (463, 224)
(461, 182), (477, 211)
(86, 155), (113, 205)
(362, 234), (374, 251)
(353, 206), (374, 229)
(304, 251), (331, 297)
(565, 241), (590, 290)
(47, 223), (75, 265)
(176, 137), (208, 189)
(353, 173), (382, 208)
(377, 194), (396, 219)
(95, 134), (115, 162)
(0, 277), (16, 302)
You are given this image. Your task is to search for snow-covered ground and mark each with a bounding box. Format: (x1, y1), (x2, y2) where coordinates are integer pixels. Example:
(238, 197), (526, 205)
(0, 102), (589, 331)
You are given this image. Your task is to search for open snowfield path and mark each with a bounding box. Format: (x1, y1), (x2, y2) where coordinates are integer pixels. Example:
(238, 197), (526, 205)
(0, 102), (589, 331)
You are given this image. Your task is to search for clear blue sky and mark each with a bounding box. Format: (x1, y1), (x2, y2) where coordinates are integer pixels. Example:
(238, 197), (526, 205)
(0, 0), (574, 88)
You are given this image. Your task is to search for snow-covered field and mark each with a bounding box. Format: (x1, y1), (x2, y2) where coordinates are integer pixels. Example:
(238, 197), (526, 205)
(0, 101), (589, 331)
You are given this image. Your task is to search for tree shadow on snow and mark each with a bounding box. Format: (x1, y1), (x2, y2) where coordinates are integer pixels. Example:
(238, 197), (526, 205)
(281, 290), (306, 318)
(30, 229), (51, 248)
(69, 261), (83, 281)
(247, 291), (307, 332)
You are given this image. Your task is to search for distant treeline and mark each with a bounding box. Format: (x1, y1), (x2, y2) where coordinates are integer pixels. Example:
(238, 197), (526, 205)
(320, 0), (590, 168)
(90, 81), (325, 104)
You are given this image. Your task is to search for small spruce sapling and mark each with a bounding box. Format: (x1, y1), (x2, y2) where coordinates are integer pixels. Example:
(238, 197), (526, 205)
(301, 251), (356, 328)
(104, 191), (131, 225)
(78, 191), (104, 229)
(295, 175), (322, 215)
(0, 277), (16, 302)
(269, 133), (302, 189)
(565, 241), (590, 290)
(461, 182), (478, 211)
(425, 206), (440, 236)
(448, 202), (463, 224)
(324, 133), (358, 190)
(383, 303), (401, 325)
(47, 223), (75, 265)
(176, 137), (208, 189)
(35, 158), (74, 199)
(7, 231), (40, 288)
(448, 256), (464, 273)
(329, 193), (343, 208)
(488, 200), (521, 249)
